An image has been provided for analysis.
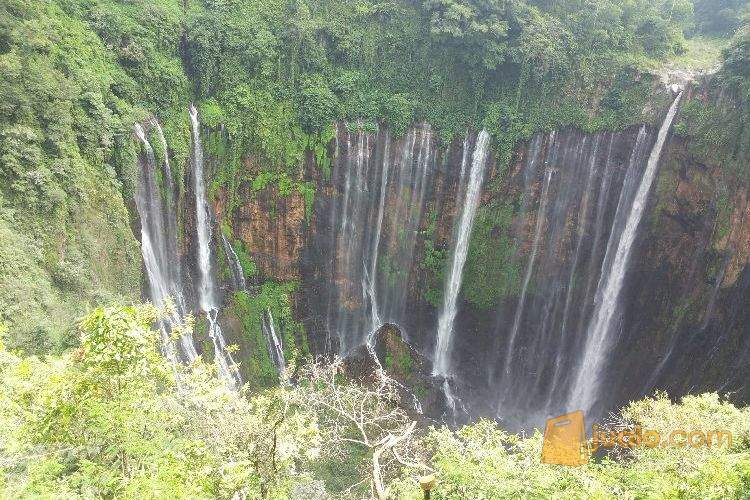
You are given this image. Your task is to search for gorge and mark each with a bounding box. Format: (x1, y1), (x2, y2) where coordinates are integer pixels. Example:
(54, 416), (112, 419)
(3, 0), (750, 496)
(129, 88), (748, 430)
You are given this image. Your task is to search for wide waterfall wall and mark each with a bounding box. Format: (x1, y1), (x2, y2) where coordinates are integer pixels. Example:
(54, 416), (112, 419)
(447, 99), (688, 428)
(304, 113), (693, 429)
(476, 127), (663, 427)
(151, 94), (747, 429)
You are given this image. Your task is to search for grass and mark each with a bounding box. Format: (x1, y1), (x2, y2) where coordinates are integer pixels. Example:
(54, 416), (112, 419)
(660, 36), (730, 74)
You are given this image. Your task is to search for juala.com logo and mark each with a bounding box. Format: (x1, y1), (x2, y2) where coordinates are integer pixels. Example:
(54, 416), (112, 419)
(541, 410), (733, 466)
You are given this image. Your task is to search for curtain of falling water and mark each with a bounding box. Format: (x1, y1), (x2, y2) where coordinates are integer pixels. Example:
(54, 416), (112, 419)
(488, 127), (651, 427)
(433, 130), (491, 376)
(133, 122), (197, 363)
(189, 105), (242, 388)
(326, 124), (436, 354)
(569, 93), (684, 413)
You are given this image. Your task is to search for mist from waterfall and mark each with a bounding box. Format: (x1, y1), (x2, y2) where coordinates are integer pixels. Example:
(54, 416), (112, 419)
(133, 122), (197, 363)
(189, 105), (241, 388)
(433, 130), (491, 376)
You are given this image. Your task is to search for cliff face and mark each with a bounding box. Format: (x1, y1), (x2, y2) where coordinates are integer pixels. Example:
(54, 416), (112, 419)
(206, 95), (749, 429)
(614, 131), (750, 405)
(213, 155), (313, 283)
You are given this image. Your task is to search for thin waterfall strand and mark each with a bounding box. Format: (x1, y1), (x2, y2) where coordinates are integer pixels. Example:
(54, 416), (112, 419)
(189, 105), (242, 388)
(133, 123), (197, 363)
(433, 130), (491, 376)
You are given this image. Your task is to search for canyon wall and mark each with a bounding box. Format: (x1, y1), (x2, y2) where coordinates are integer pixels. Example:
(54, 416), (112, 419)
(191, 92), (750, 428)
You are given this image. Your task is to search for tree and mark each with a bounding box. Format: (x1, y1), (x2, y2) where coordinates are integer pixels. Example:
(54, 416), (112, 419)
(294, 360), (430, 499)
(691, 0), (748, 37)
(423, 0), (512, 69)
(0, 304), (319, 498)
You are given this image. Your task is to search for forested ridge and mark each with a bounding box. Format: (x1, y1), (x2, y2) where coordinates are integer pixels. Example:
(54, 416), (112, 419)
(1, 0), (750, 497)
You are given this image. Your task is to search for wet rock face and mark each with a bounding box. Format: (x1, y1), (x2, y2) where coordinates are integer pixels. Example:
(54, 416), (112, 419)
(213, 155), (315, 283)
(342, 324), (446, 421)
(208, 112), (749, 429)
(611, 134), (750, 409)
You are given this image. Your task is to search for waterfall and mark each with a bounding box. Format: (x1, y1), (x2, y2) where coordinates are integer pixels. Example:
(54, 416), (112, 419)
(152, 121), (182, 280)
(262, 309), (287, 377)
(501, 162), (555, 380)
(189, 105), (215, 311)
(189, 105), (242, 388)
(557, 136), (601, 344)
(569, 93), (683, 412)
(700, 250), (733, 331)
(326, 124), (435, 354)
(485, 127), (650, 427)
(433, 130), (491, 376)
(221, 234), (247, 292)
(543, 136), (602, 408)
(133, 123), (197, 363)
(575, 135), (617, 345)
(364, 133), (391, 335)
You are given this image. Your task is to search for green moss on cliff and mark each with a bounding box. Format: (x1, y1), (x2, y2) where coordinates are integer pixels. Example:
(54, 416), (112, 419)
(228, 281), (308, 387)
(420, 209), (447, 308)
(230, 291), (278, 388)
(463, 200), (522, 310)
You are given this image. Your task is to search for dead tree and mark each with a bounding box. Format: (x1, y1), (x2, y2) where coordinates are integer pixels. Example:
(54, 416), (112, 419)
(295, 359), (430, 499)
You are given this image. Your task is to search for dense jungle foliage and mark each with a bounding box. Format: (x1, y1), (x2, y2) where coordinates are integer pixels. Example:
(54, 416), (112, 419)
(1, 305), (749, 498)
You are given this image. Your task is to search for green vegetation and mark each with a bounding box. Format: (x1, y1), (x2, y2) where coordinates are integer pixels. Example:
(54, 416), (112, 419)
(657, 35), (729, 72)
(0, 0), (149, 353)
(421, 209), (447, 307)
(3, 0), (748, 351)
(0, 305), (317, 498)
(391, 392), (750, 498)
(183, 0), (701, 169)
(690, 0), (749, 37)
(674, 20), (750, 180)
(2, 0), (750, 496)
(229, 281), (307, 386)
(220, 223), (259, 281)
(2, 305), (748, 498)
(463, 200), (521, 309)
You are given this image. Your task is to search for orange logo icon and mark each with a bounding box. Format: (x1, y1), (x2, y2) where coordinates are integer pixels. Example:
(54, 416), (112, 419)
(541, 410), (589, 466)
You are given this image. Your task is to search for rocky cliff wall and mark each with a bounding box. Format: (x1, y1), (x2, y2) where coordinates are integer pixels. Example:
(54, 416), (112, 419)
(198, 94), (749, 428)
